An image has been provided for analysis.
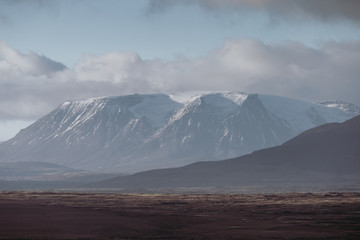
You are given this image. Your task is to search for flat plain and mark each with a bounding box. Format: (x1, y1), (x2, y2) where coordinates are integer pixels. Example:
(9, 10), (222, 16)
(0, 191), (360, 239)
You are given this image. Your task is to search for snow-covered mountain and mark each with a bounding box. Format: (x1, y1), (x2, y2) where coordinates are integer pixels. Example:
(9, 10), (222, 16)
(0, 92), (357, 173)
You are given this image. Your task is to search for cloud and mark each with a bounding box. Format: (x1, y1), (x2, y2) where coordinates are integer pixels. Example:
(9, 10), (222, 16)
(147, 0), (360, 23)
(1, 39), (360, 121)
(0, 42), (66, 76)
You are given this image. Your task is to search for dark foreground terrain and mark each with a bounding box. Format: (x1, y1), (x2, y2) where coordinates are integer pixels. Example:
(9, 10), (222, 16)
(0, 192), (360, 240)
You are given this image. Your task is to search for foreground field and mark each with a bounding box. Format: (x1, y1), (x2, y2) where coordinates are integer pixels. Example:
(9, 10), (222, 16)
(0, 192), (360, 239)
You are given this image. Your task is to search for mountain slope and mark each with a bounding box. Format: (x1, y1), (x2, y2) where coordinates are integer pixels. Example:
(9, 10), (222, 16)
(0, 92), (357, 173)
(96, 115), (360, 189)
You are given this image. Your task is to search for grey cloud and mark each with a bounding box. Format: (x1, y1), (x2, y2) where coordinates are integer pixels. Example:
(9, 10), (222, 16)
(0, 42), (66, 76)
(1, 39), (360, 121)
(293, 0), (360, 22)
(29, 53), (67, 75)
(147, 0), (360, 23)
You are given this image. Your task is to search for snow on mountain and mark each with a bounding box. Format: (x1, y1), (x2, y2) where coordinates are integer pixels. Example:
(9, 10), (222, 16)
(259, 95), (352, 133)
(0, 92), (357, 173)
(316, 100), (360, 117)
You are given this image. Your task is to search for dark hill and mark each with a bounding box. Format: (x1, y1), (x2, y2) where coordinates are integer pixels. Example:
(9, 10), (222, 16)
(95, 115), (360, 189)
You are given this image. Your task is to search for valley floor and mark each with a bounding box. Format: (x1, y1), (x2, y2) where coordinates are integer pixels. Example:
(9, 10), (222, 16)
(0, 191), (360, 240)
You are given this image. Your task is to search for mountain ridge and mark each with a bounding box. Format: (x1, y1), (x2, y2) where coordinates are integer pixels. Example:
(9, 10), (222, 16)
(0, 92), (358, 173)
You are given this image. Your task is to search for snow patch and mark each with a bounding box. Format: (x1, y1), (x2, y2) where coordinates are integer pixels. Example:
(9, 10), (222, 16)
(221, 91), (248, 105)
(168, 91), (212, 104)
(316, 100), (360, 117)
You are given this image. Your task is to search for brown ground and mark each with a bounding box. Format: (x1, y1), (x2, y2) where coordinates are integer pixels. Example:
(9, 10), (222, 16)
(0, 191), (359, 240)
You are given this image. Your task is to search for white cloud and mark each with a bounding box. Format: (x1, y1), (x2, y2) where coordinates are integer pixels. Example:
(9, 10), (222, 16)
(0, 41), (66, 76)
(0, 39), (360, 122)
(73, 52), (141, 83)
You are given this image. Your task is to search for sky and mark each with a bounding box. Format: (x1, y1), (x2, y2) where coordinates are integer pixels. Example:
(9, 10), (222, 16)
(0, 0), (360, 141)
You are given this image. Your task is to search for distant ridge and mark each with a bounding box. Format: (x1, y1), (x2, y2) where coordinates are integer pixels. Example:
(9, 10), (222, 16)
(0, 92), (358, 173)
(317, 100), (360, 117)
(0, 161), (78, 179)
(96, 115), (360, 189)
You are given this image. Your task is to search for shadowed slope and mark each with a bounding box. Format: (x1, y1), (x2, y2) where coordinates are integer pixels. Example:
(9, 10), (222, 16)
(97, 115), (360, 189)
